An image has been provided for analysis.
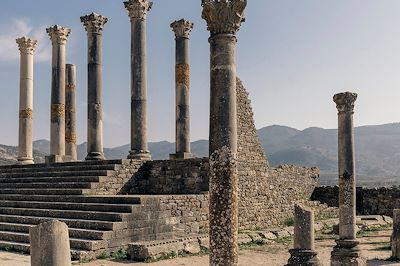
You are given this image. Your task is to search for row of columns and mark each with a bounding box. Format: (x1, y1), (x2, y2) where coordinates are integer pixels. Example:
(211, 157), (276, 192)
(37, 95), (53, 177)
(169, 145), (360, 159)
(16, 0), (199, 163)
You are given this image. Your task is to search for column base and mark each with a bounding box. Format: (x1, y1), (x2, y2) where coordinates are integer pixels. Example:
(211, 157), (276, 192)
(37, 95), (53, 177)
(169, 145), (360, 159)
(85, 152), (106, 161)
(169, 152), (195, 160)
(17, 157), (34, 165)
(287, 249), (321, 266)
(127, 150), (152, 160)
(45, 155), (72, 164)
(331, 239), (366, 266)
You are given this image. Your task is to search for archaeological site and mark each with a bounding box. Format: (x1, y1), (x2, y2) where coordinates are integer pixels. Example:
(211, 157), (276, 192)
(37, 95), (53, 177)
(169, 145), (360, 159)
(2, 0), (400, 266)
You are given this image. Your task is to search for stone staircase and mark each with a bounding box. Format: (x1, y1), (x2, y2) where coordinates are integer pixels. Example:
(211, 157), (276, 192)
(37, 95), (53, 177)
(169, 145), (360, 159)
(0, 160), (174, 260)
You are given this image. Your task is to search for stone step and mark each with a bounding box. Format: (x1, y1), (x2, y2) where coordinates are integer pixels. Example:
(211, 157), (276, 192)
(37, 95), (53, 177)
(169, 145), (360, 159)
(0, 159), (129, 170)
(0, 200), (134, 213)
(0, 222), (114, 240)
(0, 188), (91, 195)
(0, 214), (124, 231)
(0, 164), (121, 174)
(0, 182), (98, 189)
(0, 194), (141, 204)
(0, 176), (104, 184)
(0, 240), (30, 253)
(0, 170), (112, 178)
(0, 207), (127, 222)
(0, 230), (107, 251)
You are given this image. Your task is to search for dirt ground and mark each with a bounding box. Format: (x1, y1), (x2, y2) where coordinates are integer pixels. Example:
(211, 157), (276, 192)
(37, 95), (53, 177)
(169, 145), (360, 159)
(1, 229), (399, 266)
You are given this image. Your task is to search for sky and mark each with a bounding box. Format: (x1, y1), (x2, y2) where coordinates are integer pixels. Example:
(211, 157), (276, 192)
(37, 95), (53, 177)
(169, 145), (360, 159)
(1, 0), (400, 147)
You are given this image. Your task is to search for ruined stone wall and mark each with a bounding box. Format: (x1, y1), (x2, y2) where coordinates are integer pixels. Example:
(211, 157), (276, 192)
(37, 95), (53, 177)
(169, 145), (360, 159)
(312, 186), (400, 216)
(124, 79), (320, 229)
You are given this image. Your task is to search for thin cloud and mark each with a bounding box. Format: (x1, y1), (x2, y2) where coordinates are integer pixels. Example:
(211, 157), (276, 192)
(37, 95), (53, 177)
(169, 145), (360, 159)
(0, 18), (51, 62)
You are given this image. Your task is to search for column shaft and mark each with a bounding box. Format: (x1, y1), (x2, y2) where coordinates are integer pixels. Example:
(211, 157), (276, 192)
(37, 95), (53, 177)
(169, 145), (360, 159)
(129, 18), (150, 160)
(175, 37), (190, 154)
(65, 64), (77, 161)
(86, 32), (105, 160)
(50, 43), (66, 156)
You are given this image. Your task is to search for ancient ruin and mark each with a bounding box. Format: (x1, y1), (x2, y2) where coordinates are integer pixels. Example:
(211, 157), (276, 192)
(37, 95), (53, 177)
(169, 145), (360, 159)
(392, 209), (400, 259)
(4, 1), (399, 265)
(287, 204), (321, 266)
(331, 92), (366, 266)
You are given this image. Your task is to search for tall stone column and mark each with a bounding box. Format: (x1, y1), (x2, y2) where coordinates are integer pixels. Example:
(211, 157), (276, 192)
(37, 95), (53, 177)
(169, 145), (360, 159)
(16, 37), (37, 165)
(202, 1), (246, 265)
(46, 25), (71, 162)
(81, 13), (108, 161)
(392, 209), (400, 259)
(169, 19), (194, 160)
(65, 64), (77, 161)
(331, 92), (365, 266)
(124, 0), (152, 160)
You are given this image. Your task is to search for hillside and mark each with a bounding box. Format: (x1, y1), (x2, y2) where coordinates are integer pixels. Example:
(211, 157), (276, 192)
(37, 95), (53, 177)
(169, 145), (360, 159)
(3, 123), (400, 186)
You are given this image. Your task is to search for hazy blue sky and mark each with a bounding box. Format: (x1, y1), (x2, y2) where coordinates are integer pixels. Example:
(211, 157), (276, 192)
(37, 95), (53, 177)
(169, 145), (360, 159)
(1, 1), (400, 147)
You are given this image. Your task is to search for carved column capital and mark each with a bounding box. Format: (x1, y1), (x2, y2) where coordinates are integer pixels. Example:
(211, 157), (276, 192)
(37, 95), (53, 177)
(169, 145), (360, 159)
(201, 0), (246, 35)
(170, 19), (193, 39)
(124, 0), (153, 21)
(46, 25), (71, 45)
(80, 13), (108, 34)
(333, 92), (357, 114)
(16, 37), (38, 55)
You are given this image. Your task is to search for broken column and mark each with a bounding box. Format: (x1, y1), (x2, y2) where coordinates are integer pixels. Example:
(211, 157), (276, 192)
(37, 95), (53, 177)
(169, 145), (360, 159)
(65, 64), (77, 161)
(287, 204), (321, 266)
(81, 13), (108, 161)
(124, 0), (152, 160)
(331, 92), (365, 266)
(30, 220), (71, 266)
(392, 209), (400, 259)
(201, 0), (247, 265)
(46, 25), (71, 162)
(169, 19), (194, 160)
(16, 37), (37, 165)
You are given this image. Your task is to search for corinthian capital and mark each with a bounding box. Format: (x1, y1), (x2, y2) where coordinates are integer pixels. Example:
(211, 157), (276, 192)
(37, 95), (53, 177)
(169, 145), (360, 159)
(124, 0), (153, 20)
(333, 92), (358, 114)
(46, 25), (71, 45)
(80, 13), (108, 34)
(201, 0), (246, 35)
(170, 19), (194, 39)
(16, 37), (38, 55)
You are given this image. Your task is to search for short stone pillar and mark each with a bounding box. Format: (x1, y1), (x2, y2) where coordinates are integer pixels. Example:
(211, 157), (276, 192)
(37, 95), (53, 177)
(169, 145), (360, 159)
(81, 13), (108, 161)
(46, 25), (71, 162)
(331, 92), (366, 266)
(30, 220), (71, 266)
(392, 209), (400, 259)
(124, 0), (152, 160)
(169, 19), (194, 160)
(65, 64), (77, 161)
(201, 0), (247, 265)
(287, 204), (321, 266)
(16, 37), (37, 165)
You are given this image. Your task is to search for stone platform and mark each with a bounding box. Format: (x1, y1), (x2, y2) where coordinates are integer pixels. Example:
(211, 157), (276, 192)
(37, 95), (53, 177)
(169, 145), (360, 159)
(0, 160), (174, 260)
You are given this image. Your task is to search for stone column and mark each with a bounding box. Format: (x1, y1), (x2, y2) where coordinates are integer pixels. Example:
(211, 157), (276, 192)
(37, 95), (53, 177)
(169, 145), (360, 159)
(124, 0), (152, 160)
(169, 19), (194, 160)
(81, 13), (108, 161)
(65, 64), (77, 161)
(331, 92), (365, 266)
(202, 1), (246, 265)
(46, 25), (71, 162)
(287, 204), (321, 266)
(30, 220), (71, 266)
(16, 37), (37, 165)
(392, 209), (400, 259)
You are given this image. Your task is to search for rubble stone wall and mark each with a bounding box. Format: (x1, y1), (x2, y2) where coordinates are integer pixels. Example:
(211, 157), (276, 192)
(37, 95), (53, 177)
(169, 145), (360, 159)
(312, 186), (400, 216)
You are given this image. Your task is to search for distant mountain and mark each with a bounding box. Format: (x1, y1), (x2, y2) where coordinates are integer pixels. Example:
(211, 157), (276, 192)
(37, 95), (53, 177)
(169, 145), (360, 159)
(6, 122), (400, 186)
